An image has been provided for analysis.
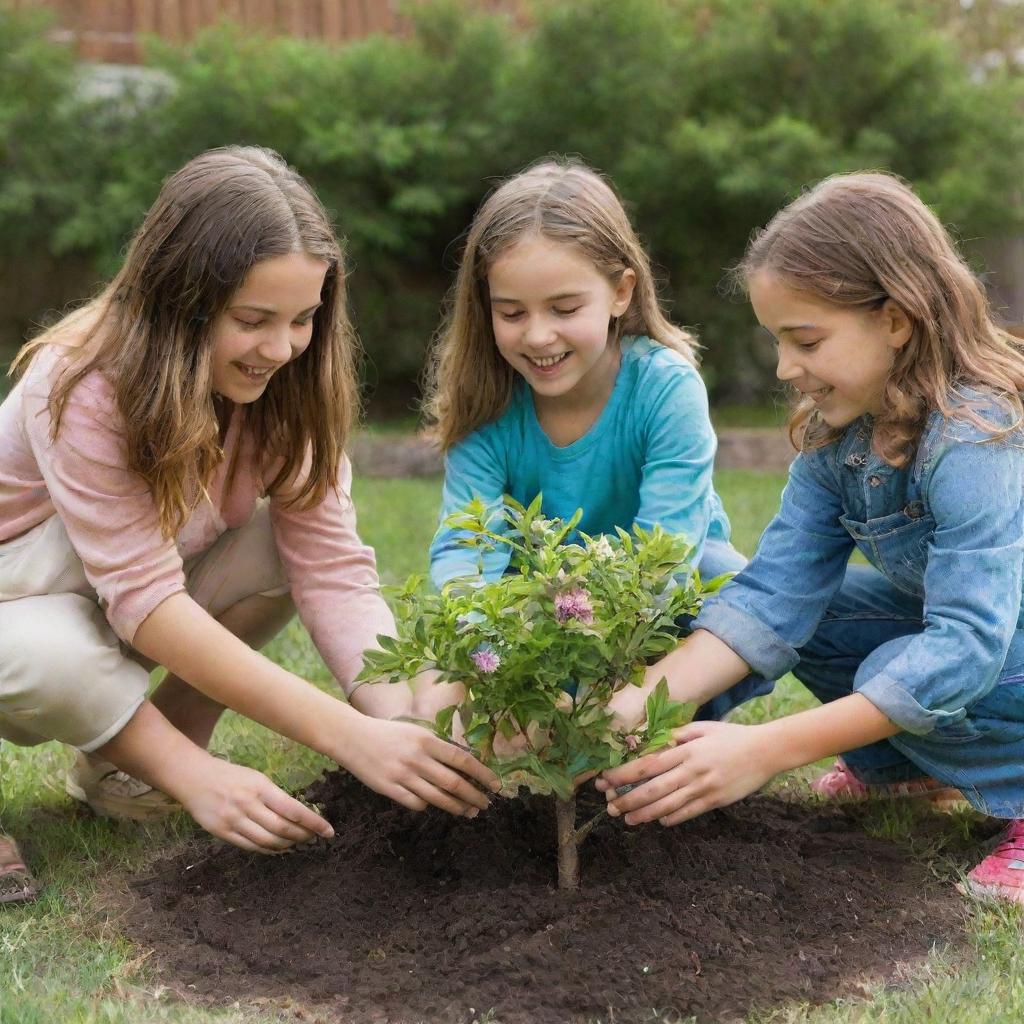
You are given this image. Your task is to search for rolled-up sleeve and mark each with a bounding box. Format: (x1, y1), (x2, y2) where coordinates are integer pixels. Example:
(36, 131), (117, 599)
(693, 451), (853, 679)
(857, 431), (1024, 735)
(21, 366), (185, 642)
(271, 455), (396, 693)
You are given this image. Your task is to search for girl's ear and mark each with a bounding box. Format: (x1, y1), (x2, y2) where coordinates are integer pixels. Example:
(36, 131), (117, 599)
(882, 299), (913, 349)
(613, 268), (637, 316)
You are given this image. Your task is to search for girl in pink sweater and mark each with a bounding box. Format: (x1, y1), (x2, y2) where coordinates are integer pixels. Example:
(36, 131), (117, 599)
(0, 146), (497, 904)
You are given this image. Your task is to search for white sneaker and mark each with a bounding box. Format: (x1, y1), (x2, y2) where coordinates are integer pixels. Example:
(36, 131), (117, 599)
(66, 751), (180, 820)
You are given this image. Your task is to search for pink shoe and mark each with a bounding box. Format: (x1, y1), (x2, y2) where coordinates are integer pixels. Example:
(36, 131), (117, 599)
(811, 759), (969, 811)
(963, 820), (1024, 904)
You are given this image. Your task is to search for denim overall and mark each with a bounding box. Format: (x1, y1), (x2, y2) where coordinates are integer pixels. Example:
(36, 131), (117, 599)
(695, 391), (1024, 819)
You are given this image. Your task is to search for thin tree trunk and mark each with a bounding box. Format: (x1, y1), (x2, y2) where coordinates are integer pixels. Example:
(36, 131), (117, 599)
(555, 795), (579, 891)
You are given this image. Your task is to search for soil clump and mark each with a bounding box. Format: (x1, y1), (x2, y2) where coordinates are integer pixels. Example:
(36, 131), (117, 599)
(127, 770), (975, 1024)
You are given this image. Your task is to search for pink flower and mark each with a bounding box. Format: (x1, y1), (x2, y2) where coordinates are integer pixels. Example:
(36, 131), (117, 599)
(470, 645), (501, 674)
(624, 734), (640, 753)
(554, 587), (594, 624)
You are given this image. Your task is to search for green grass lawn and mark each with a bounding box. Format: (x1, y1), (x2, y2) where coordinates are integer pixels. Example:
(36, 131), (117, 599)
(1, 471), (1021, 1024)
(709, 401), (788, 431)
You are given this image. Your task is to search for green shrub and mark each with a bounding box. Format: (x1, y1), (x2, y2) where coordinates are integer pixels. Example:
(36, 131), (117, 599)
(1, 0), (1021, 400)
(360, 496), (720, 889)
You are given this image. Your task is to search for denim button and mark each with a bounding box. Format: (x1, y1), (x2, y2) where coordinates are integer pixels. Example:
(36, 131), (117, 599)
(904, 501), (924, 519)
(845, 452), (867, 468)
(868, 474), (881, 487)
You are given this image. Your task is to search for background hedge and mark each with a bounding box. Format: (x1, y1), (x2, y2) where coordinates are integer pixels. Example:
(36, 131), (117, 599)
(2, 0), (1022, 406)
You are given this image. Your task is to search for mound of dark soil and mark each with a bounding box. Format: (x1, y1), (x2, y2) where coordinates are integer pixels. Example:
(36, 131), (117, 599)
(127, 771), (974, 1024)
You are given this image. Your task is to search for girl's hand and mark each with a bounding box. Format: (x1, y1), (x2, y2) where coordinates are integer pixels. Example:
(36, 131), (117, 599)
(595, 721), (780, 826)
(409, 671), (466, 727)
(179, 757), (335, 853)
(349, 677), (416, 720)
(605, 680), (655, 732)
(342, 716), (501, 817)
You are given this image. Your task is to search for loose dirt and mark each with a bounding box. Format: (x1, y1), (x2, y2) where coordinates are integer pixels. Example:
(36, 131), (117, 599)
(126, 770), (978, 1024)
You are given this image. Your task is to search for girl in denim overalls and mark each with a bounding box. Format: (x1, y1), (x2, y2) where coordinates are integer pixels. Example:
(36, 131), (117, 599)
(599, 171), (1024, 905)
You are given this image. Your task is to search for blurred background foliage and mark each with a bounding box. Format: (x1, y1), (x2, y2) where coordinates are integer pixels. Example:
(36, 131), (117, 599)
(1, 0), (1022, 408)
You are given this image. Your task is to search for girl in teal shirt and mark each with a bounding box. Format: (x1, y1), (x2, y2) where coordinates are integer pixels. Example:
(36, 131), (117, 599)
(425, 158), (737, 590)
(422, 159), (763, 723)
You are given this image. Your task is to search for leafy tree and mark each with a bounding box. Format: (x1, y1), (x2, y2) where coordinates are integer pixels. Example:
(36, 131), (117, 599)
(509, 0), (1024, 396)
(906, 0), (1024, 78)
(2, 0), (1022, 401)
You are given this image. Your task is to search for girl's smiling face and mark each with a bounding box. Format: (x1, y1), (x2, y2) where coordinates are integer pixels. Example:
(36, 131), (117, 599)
(210, 251), (328, 403)
(748, 270), (912, 429)
(487, 235), (635, 409)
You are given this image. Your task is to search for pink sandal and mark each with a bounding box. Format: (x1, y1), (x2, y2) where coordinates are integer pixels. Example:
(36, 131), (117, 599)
(811, 759), (969, 811)
(963, 820), (1024, 904)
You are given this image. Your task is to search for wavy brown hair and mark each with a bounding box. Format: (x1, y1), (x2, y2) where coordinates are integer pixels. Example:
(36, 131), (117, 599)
(424, 157), (698, 451)
(734, 171), (1024, 464)
(13, 145), (360, 537)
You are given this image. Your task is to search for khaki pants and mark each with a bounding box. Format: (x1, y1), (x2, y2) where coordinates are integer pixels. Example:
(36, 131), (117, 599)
(0, 502), (288, 752)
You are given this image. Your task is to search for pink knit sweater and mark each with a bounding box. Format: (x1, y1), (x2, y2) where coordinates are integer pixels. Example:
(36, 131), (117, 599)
(0, 346), (395, 691)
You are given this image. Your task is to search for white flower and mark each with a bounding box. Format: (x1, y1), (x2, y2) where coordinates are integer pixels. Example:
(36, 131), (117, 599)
(588, 535), (616, 561)
(530, 517), (554, 537)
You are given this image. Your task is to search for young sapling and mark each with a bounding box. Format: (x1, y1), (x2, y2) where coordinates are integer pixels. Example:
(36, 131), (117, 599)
(359, 497), (728, 889)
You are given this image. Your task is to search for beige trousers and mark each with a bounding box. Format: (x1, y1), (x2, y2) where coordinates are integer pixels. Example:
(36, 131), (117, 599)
(0, 502), (288, 751)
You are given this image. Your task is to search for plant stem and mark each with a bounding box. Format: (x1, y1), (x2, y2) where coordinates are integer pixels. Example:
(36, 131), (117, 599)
(573, 808), (607, 846)
(555, 795), (580, 891)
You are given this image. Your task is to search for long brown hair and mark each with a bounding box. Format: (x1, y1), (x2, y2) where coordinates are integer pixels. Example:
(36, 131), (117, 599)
(13, 145), (360, 537)
(734, 171), (1024, 463)
(424, 157), (698, 451)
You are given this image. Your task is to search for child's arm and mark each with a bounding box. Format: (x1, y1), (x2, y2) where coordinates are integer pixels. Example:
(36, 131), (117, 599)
(22, 369), (499, 812)
(428, 428), (513, 588)
(597, 692), (898, 825)
(632, 357), (719, 557)
(351, 672), (467, 726)
(608, 451), (855, 727)
(270, 455), (469, 724)
(99, 700), (335, 851)
(134, 593), (499, 815)
(606, 627), (751, 728)
(604, 409), (1024, 826)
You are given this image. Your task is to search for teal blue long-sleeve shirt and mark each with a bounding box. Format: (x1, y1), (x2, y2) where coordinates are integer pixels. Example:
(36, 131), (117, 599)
(429, 336), (731, 587)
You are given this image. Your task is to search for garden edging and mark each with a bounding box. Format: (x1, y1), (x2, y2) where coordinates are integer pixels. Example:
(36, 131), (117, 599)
(349, 428), (795, 478)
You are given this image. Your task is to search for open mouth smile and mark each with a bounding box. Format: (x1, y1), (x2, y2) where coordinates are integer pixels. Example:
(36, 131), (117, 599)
(235, 363), (276, 383)
(527, 353), (571, 370)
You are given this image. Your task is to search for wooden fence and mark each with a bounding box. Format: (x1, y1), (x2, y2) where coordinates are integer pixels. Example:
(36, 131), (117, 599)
(10, 1), (413, 62)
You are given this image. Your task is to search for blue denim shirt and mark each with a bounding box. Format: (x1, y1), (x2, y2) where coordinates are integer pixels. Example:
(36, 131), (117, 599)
(694, 390), (1024, 737)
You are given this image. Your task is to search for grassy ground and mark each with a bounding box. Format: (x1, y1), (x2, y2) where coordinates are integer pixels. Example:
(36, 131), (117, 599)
(1, 471), (1022, 1024)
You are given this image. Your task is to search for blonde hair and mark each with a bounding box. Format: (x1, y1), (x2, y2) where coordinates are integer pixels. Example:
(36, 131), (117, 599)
(735, 171), (1024, 463)
(13, 145), (360, 538)
(424, 157), (697, 450)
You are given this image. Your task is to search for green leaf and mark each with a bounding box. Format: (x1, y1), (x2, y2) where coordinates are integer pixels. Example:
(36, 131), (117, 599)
(643, 678), (694, 739)
(433, 704), (457, 739)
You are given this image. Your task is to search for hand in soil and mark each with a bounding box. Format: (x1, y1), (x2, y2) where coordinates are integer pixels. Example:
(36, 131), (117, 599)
(180, 759), (335, 853)
(598, 720), (779, 826)
(342, 716), (501, 816)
